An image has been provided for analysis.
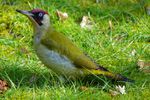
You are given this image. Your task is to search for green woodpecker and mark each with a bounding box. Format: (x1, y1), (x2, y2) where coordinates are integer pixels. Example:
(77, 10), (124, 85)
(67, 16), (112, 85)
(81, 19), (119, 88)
(16, 9), (133, 82)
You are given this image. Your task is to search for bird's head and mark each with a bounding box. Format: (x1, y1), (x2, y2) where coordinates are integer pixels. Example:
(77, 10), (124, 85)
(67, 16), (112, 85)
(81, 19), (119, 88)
(16, 9), (50, 30)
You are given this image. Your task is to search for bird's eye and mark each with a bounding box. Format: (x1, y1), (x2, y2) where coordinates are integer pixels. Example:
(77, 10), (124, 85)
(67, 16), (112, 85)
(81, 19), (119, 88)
(39, 13), (43, 17)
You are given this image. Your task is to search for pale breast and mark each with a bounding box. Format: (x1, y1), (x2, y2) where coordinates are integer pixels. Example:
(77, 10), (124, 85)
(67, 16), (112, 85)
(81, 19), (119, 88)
(35, 44), (84, 77)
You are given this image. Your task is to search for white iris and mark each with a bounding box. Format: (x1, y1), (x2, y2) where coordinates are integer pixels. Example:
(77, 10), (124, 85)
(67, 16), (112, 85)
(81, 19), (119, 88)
(39, 13), (43, 17)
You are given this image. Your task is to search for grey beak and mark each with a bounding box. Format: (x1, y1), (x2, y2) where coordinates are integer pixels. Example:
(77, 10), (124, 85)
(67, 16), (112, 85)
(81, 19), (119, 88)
(16, 9), (33, 16)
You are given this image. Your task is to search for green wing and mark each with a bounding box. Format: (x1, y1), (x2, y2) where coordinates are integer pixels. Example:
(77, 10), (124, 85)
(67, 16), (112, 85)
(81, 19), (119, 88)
(41, 30), (98, 69)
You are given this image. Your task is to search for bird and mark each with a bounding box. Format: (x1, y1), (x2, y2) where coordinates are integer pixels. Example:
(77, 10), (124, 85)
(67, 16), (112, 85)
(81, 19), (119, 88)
(16, 9), (134, 82)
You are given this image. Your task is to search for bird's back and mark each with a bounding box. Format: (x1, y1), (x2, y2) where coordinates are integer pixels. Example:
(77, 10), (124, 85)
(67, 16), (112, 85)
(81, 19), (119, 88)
(41, 29), (100, 70)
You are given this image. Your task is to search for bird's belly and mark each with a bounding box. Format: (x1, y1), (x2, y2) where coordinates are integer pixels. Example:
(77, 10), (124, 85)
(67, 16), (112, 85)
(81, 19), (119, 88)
(35, 44), (84, 77)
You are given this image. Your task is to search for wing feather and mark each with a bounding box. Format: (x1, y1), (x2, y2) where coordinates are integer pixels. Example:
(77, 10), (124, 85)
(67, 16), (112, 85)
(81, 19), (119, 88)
(41, 30), (107, 71)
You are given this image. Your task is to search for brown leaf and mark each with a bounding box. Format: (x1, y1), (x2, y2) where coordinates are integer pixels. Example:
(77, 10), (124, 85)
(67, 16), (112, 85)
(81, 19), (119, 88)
(109, 85), (126, 97)
(137, 60), (150, 73)
(79, 86), (88, 91)
(0, 80), (9, 93)
(80, 16), (93, 30)
(56, 10), (68, 21)
(109, 89), (120, 97)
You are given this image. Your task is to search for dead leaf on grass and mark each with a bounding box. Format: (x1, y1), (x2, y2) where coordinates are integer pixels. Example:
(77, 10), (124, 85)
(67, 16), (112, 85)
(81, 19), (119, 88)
(79, 86), (88, 91)
(109, 85), (126, 97)
(137, 60), (150, 73)
(56, 10), (68, 21)
(80, 16), (93, 30)
(0, 79), (9, 93)
(115, 85), (126, 94)
(109, 89), (120, 97)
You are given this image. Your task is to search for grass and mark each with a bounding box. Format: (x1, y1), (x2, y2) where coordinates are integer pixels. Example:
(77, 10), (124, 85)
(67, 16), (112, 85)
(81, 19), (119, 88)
(0, 0), (150, 99)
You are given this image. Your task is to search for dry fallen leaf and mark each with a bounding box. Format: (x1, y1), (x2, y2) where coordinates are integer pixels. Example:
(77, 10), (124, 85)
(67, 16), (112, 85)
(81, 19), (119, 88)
(56, 10), (68, 21)
(109, 85), (126, 97)
(79, 86), (88, 91)
(115, 85), (126, 94)
(0, 80), (9, 93)
(137, 60), (150, 73)
(80, 16), (93, 30)
(109, 89), (120, 97)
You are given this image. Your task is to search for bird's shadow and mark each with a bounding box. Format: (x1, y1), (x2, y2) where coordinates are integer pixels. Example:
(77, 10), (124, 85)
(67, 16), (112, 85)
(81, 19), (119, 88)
(0, 65), (56, 88)
(0, 65), (127, 89)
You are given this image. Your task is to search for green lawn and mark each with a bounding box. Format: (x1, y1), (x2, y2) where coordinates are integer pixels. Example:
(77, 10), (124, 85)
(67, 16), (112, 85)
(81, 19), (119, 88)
(0, 0), (150, 99)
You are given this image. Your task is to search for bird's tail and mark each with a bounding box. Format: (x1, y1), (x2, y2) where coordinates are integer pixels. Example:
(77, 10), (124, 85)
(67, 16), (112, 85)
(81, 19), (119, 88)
(89, 69), (134, 83)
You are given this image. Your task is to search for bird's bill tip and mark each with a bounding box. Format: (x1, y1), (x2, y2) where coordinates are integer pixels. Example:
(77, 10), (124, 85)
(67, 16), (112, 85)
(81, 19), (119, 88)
(16, 9), (33, 16)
